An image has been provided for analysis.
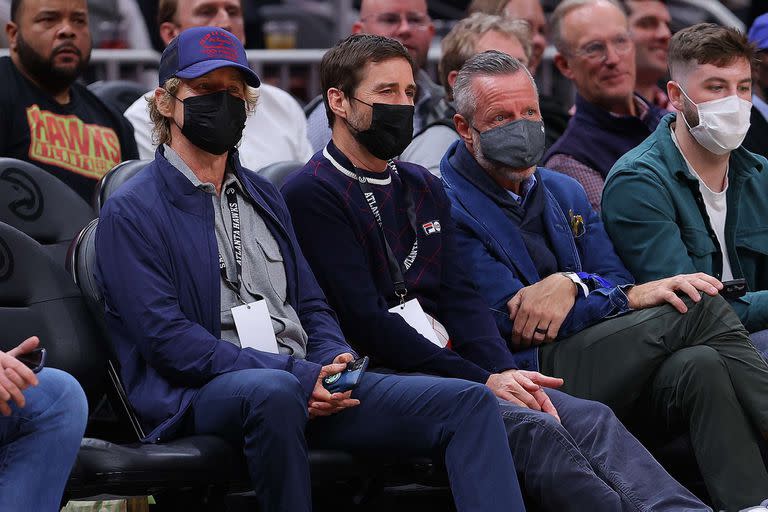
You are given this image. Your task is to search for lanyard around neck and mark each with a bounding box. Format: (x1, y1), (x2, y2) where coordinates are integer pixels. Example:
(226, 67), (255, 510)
(352, 161), (419, 305)
(218, 185), (262, 305)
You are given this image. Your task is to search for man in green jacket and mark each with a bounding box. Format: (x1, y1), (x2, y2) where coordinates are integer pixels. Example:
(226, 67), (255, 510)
(602, 23), (768, 350)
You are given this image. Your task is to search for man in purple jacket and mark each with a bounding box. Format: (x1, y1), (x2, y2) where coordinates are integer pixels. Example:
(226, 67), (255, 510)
(94, 26), (526, 512)
(282, 33), (708, 511)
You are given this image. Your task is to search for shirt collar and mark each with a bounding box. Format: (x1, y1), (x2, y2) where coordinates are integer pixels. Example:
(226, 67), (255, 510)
(506, 174), (538, 206)
(415, 69), (434, 107)
(323, 140), (393, 186)
(164, 144), (242, 195)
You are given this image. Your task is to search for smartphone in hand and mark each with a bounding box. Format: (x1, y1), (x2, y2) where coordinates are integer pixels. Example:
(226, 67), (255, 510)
(16, 348), (46, 373)
(323, 356), (369, 394)
(721, 278), (748, 301)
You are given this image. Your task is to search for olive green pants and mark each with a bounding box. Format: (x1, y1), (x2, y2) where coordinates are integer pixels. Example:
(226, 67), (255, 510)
(540, 294), (768, 511)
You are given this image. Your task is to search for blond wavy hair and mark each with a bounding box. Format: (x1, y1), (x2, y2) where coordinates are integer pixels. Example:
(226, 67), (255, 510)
(148, 77), (258, 147)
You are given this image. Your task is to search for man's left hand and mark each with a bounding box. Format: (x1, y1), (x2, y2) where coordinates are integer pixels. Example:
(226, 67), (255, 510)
(507, 274), (577, 348)
(308, 353), (360, 419)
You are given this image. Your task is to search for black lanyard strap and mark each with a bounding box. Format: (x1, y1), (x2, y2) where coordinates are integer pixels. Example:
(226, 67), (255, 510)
(353, 162), (419, 304)
(219, 186), (249, 304)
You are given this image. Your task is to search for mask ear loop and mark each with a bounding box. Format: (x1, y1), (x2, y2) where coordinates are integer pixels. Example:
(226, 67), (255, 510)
(673, 82), (701, 130)
(164, 90), (186, 132)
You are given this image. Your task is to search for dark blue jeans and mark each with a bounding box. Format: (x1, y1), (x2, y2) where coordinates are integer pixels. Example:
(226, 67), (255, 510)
(510, 389), (708, 511)
(184, 369), (525, 512)
(0, 368), (88, 510)
(750, 329), (768, 360)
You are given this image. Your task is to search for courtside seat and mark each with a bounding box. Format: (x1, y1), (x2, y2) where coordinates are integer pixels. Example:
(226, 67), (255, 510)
(0, 158), (95, 265)
(65, 219), (449, 507)
(257, 160), (305, 188)
(94, 159), (151, 212)
(88, 80), (147, 114)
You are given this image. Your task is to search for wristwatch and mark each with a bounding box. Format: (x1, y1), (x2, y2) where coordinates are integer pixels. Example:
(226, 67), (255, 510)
(559, 272), (589, 297)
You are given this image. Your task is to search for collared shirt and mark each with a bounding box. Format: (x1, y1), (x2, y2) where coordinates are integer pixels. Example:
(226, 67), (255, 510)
(163, 145), (309, 358)
(505, 174), (538, 207)
(548, 95), (664, 212)
(753, 94), (768, 124)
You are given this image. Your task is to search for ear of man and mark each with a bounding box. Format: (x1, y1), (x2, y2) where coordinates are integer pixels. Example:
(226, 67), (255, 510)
(553, 53), (575, 80)
(159, 22), (180, 46)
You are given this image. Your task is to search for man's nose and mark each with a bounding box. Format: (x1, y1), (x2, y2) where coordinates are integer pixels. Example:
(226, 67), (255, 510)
(212, 9), (233, 32)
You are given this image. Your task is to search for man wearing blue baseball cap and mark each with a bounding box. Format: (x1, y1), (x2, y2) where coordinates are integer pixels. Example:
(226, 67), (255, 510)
(744, 13), (768, 158)
(94, 26), (526, 511)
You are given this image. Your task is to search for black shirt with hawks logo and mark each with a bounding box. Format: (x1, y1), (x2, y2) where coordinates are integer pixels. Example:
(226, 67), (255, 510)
(0, 57), (139, 201)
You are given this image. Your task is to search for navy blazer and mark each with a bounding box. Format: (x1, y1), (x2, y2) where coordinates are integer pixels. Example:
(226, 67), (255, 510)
(96, 148), (352, 442)
(441, 141), (634, 369)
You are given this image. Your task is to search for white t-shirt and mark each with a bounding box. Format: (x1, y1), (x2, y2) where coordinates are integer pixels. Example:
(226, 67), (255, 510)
(671, 128), (734, 281)
(124, 83), (313, 171)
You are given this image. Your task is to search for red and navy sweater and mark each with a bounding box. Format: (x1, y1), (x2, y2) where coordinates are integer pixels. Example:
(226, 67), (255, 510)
(282, 141), (518, 383)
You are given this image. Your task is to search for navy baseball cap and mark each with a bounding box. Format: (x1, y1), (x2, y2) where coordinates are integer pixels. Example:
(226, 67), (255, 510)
(748, 14), (768, 52)
(159, 26), (260, 87)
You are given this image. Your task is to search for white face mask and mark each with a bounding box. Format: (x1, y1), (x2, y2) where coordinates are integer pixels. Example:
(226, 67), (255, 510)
(677, 84), (752, 155)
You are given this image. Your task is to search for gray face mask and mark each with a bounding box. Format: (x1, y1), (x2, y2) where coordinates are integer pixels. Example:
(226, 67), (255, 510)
(474, 119), (546, 170)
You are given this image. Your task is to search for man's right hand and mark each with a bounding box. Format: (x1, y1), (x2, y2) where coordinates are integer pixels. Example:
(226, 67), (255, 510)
(308, 360), (360, 419)
(486, 370), (564, 421)
(626, 273), (722, 313)
(507, 273), (578, 348)
(0, 336), (41, 416)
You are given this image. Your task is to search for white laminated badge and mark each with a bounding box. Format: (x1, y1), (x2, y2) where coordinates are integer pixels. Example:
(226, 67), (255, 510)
(231, 300), (279, 354)
(389, 299), (447, 348)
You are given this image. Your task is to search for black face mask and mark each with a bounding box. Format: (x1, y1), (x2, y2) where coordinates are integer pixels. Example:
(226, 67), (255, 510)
(172, 90), (247, 155)
(346, 98), (414, 160)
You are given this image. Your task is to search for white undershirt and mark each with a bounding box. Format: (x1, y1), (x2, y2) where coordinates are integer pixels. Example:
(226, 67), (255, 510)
(671, 128), (733, 281)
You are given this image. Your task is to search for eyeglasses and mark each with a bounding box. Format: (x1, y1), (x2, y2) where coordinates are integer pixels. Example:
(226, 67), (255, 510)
(572, 34), (633, 63)
(361, 12), (432, 31)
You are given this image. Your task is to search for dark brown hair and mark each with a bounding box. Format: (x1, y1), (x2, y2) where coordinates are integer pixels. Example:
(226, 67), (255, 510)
(158, 0), (179, 25)
(320, 34), (414, 128)
(669, 23), (755, 80)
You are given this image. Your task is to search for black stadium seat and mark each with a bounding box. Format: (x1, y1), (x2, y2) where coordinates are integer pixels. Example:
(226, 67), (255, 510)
(0, 158), (95, 265)
(257, 160), (304, 188)
(94, 159), (151, 212)
(65, 219), (450, 508)
(87, 80), (148, 114)
(0, 221), (250, 506)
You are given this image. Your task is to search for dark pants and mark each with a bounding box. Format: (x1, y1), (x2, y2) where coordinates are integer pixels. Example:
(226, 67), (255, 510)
(183, 369), (524, 512)
(540, 294), (768, 511)
(750, 329), (768, 360)
(505, 389), (707, 511)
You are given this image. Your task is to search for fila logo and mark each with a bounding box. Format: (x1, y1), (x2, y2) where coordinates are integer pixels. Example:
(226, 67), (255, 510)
(422, 221), (441, 235)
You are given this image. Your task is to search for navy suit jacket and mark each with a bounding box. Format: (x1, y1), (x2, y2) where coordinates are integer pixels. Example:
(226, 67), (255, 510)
(441, 141), (634, 370)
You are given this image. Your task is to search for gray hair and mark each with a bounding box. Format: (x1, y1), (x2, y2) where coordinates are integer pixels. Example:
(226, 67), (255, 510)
(550, 0), (625, 53)
(440, 13), (532, 98)
(453, 50), (537, 123)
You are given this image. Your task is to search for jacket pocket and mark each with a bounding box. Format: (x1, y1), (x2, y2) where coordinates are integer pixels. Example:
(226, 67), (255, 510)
(735, 227), (768, 255)
(243, 237), (288, 303)
(680, 226), (717, 270)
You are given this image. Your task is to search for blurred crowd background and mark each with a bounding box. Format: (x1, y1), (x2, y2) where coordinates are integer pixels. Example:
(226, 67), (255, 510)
(0, 0), (762, 106)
